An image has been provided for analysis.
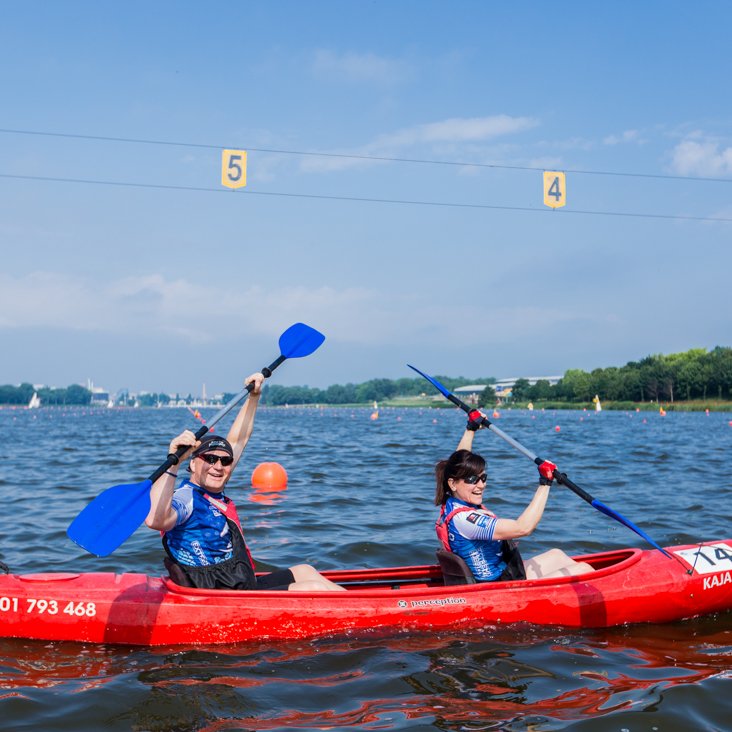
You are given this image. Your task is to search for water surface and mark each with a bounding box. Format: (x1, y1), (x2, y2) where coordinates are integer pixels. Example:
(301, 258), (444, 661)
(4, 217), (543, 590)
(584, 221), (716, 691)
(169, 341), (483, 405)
(1, 406), (730, 730)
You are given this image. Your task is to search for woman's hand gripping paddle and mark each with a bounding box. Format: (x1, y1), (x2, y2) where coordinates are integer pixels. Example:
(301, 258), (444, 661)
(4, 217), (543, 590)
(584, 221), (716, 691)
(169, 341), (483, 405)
(67, 323), (326, 556)
(408, 364), (671, 558)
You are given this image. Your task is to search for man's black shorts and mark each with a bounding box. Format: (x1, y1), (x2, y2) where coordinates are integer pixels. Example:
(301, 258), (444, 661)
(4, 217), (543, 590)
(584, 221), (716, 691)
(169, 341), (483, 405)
(255, 568), (295, 591)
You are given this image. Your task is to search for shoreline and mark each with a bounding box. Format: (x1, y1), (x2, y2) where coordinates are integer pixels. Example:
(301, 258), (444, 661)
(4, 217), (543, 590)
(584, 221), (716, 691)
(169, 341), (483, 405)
(4, 400), (732, 413)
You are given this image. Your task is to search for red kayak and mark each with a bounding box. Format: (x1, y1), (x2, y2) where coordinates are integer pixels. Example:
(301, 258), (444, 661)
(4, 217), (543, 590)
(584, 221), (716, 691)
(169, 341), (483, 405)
(1, 541), (730, 646)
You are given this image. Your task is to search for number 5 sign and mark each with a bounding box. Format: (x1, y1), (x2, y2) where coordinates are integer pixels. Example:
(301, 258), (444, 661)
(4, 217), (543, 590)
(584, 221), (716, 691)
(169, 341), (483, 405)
(543, 171), (566, 209)
(221, 149), (247, 189)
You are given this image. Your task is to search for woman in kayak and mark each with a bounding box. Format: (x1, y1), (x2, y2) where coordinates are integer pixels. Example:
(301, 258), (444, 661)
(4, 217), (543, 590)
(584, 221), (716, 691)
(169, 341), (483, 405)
(435, 415), (593, 582)
(145, 372), (344, 592)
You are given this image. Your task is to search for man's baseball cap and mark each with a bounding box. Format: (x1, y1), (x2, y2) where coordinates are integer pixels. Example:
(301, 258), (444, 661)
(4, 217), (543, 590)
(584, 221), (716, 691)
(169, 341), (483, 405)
(190, 433), (234, 458)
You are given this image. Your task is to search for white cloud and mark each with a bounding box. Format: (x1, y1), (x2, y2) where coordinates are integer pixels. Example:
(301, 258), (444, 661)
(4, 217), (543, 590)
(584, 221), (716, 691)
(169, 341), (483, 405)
(311, 49), (413, 84)
(377, 115), (538, 148)
(603, 129), (643, 145)
(0, 272), (404, 344)
(537, 136), (595, 152)
(0, 272), (599, 350)
(527, 156), (564, 170)
(299, 115), (539, 173)
(670, 140), (732, 177)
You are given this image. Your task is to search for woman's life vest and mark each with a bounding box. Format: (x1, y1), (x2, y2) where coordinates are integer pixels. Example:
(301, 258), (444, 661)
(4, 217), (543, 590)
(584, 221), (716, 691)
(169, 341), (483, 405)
(436, 500), (526, 582)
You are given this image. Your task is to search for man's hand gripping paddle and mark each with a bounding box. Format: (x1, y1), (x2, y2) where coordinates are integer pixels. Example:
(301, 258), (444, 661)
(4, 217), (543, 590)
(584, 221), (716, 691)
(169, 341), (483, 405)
(408, 364), (671, 557)
(67, 323), (326, 556)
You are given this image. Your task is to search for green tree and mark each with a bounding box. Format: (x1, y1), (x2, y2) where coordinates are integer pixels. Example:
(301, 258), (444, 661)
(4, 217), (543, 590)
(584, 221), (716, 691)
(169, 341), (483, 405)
(708, 346), (732, 399)
(355, 379), (396, 403)
(559, 369), (592, 402)
(65, 384), (92, 405)
(528, 379), (553, 400)
(479, 385), (496, 406)
(322, 383), (357, 404)
(677, 358), (705, 400)
(511, 378), (531, 401)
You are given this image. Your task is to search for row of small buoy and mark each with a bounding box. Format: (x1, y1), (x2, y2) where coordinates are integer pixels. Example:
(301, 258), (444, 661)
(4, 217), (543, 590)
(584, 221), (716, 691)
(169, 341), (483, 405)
(245, 406), (731, 502)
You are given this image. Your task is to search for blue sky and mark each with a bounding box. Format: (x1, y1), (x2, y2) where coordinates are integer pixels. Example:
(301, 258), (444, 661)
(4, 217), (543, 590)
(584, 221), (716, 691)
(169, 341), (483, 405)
(1, 1), (730, 394)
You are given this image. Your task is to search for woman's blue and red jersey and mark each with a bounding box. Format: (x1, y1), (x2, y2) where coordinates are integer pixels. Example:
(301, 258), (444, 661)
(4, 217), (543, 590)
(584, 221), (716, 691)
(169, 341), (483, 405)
(436, 496), (507, 581)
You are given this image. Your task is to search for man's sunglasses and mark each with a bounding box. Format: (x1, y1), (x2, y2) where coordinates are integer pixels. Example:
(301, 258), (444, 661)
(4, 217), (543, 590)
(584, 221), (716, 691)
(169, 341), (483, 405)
(463, 473), (488, 484)
(198, 454), (234, 467)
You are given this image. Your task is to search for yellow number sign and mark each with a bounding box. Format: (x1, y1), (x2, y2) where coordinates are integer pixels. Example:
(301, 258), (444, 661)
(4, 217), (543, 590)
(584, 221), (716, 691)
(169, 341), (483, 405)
(543, 171), (566, 208)
(221, 149), (247, 189)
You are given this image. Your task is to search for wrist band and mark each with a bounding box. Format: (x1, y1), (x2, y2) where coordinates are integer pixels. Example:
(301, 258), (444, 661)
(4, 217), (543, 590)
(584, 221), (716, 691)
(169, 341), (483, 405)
(165, 470), (178, 478)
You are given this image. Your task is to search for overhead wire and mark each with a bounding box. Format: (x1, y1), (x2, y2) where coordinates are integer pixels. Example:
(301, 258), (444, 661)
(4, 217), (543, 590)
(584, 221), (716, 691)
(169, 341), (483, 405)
(1, 127), (731, 223)
(2, 126), (732, 184)
(2, 172), (731, 223)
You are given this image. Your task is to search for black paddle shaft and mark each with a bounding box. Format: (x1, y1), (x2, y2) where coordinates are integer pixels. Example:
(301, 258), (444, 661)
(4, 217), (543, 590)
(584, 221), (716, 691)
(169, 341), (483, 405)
(459, 395), (598, 503)
(148, 354), (287, 484)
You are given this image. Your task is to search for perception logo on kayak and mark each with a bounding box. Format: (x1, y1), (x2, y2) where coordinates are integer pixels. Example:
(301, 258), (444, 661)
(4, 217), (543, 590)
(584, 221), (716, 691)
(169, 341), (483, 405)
(397, 597), (467, 609)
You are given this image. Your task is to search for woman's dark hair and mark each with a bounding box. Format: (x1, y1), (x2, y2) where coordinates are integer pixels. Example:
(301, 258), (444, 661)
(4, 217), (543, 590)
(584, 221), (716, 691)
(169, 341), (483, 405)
(434, 450), (486, 505)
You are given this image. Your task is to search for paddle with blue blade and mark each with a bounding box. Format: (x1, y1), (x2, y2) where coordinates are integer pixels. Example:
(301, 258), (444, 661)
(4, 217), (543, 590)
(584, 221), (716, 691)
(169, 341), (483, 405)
(68, 323), (326, 556)
(408, 364), (671, 558)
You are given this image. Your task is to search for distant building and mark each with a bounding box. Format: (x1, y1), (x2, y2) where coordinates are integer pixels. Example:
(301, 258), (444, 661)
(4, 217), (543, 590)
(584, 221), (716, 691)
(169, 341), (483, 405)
(453, 385), (490, 405)
(89, 387), (110, 406)
(455, 376), (562, 402)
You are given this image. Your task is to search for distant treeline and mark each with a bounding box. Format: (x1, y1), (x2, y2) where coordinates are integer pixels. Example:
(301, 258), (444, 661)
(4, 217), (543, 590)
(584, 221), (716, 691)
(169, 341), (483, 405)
(4, 347), (730, 408)
(0, 383), (92, 406)
(253, 347), (732, 406)
(252, 376), (495, 407)
(512, 347), (732, 404)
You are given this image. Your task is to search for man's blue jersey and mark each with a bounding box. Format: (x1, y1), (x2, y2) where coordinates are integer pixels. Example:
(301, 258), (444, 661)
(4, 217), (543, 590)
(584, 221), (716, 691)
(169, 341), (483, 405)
(165, 480), (233, 566)
(442, 496), (506, 581)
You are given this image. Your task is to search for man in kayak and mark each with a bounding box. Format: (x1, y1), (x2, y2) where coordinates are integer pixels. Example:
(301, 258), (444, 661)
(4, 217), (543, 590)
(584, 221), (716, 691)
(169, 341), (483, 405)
(435, 415), (593, 582)
(145, 372), (344, 592)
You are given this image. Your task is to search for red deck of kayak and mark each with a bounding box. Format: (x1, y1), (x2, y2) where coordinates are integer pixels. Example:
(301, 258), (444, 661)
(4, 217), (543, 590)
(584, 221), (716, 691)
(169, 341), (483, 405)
(0, 541), (730, 646)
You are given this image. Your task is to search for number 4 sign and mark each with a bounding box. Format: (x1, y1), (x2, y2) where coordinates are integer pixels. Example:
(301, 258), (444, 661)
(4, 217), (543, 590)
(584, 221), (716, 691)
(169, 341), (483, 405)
(221, 149), (247, 189)
(543, 171), (566, 209)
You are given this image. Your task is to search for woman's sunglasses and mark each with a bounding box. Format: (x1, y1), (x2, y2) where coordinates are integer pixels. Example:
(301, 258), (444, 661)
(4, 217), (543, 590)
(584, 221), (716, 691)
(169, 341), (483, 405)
(198, 453), (234, 467)
(463, 473), (488, 484)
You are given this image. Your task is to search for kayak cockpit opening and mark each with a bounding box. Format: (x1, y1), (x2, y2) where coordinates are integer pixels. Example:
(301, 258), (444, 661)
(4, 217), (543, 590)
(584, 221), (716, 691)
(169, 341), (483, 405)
(161, 549), (642, 595)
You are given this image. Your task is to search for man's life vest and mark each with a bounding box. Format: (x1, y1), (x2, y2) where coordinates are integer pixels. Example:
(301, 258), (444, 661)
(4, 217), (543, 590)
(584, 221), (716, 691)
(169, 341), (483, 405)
(163, 490), (257, 590)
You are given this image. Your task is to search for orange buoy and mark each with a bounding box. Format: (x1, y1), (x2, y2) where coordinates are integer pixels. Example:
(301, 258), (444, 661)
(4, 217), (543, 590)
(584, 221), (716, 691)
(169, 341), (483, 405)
(492, 410), (500, 418)
(251, 462), (288, 491)
(555, 425), (561, 432)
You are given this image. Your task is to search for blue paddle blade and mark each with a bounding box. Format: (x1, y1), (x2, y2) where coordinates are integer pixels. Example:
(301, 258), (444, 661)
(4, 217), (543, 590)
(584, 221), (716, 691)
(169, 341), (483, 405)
(279, 323), (325, 359)
(592, 499), (672, 558)
(67, 479), (153, 557)
(407, 364), (452, 398)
